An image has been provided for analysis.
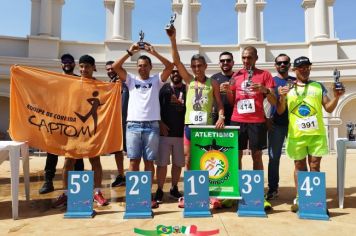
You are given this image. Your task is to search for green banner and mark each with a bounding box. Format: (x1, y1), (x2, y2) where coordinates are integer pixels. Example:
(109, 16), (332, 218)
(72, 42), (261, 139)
(190, 126), (240, 199)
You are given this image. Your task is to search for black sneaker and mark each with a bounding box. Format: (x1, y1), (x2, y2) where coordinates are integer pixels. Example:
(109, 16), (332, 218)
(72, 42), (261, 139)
(39, 181), (54, 194)
(111, 175), (126, 187)
(170, 185), (183, 200)
(155, 188), (164, 204)
(265, 189), (279, 200)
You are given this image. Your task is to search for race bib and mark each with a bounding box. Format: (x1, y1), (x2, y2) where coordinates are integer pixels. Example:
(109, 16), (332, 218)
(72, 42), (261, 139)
(296, 116), (319, 131)
(189, 111), (208, 125)
(237, 99), (255, 114)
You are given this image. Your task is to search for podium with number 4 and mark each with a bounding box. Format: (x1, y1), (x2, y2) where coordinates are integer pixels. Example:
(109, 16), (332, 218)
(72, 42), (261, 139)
(64, 171), (95, 218)
(297, 171), (329, 221)
(124, 171), (153, 219)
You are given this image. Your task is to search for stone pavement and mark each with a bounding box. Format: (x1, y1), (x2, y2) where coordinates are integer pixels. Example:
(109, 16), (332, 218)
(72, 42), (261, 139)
(0, 152), (356, 235)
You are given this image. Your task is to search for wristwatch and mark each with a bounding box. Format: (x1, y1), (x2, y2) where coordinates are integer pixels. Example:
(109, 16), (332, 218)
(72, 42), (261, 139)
(265, 88), (271, 95)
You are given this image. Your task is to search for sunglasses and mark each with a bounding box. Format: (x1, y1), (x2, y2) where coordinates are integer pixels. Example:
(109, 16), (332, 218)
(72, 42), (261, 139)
(276, 61), (290, 66)
(220, 59), (232, 63)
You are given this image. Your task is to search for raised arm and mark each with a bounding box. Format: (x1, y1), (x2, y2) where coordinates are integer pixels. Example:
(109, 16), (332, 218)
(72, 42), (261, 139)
(112, 44), (140, 82)
(167, 27), (192, 84)
(322, 85), (345, 113)
(145, 44), (174, 82)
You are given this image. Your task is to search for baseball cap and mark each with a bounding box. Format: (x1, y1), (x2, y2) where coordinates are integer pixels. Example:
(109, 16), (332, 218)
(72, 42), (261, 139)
(61, 53), (74, 63)
(293, 56), (312, 68)
(79, 54), (95, 66)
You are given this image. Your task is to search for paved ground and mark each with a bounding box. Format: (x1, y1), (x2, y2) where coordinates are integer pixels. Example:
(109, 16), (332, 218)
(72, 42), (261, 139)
(1, 152), (356, 235)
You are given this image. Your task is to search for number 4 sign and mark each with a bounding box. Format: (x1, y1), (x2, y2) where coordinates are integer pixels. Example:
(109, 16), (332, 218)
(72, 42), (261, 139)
(124, 171), (153, 219)
(64, 171), (95, 218)
(297, 171), (329, 221)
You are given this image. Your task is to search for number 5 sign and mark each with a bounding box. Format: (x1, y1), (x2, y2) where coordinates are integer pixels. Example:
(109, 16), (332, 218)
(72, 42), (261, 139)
(124, 171), (153, 219)
(297, 171), (329, 220)
(237, 170), (266, 217)
(64, 171), (95, 218)
(183, 170), (211, 218)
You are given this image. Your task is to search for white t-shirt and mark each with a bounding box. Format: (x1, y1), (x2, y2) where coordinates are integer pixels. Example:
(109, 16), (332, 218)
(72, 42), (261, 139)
(125, 72), (164, 121)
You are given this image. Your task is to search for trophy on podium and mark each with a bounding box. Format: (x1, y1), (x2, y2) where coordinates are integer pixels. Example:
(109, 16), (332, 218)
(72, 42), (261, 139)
(346, 122), (355, 141)
(138, 30), (146, 50)
(333, 68), (345, 91)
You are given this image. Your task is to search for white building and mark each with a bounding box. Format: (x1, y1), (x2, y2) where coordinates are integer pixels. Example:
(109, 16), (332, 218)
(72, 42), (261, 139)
(1, 0), (356, 150)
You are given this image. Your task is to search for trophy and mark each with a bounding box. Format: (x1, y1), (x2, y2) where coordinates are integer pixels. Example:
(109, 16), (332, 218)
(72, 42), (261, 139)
(246, 67), (253, 87)
(138, 30), (146, 50)
(286, 78), (295, 89)
(333, 68), (345, 90)
(346, 122), (355, 141)
(165, 13), (177, 34)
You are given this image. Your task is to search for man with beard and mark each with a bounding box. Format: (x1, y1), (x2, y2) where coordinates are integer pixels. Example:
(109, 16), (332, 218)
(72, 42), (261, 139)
(265, 54), (295, 200)
(154, 70), (186, 203)
(105, 60), (128, 187)
(277, 56), (344, 213)
(39, 54), (85, 194)
(211, 51), (235, 125)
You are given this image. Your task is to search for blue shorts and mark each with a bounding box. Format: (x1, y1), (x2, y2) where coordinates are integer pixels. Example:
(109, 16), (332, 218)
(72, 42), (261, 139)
(126, 121), (160, 161)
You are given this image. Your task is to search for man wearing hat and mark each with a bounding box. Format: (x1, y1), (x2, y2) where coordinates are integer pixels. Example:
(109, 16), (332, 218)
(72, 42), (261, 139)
(39, 53), (84, 194)
(53, 54), (109, 208)
(277, 56), (345, 213)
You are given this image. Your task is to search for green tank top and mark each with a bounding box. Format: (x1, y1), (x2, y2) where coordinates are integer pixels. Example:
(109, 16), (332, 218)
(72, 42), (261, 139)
(287, 81), (326, 138)
(185, 77), (214, 125)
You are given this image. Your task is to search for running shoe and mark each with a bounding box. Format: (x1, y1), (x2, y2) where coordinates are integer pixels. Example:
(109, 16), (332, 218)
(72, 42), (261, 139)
(291, 197), (299, 213)
(52, 193), (67, 208)
(111, 175), (126, 187)
(265, 189), (279, 200)
(264, 199), (272, 211)
(155, 188), (164, 204)
(94, 190), (109, 206)
(169, 185), (183, 200)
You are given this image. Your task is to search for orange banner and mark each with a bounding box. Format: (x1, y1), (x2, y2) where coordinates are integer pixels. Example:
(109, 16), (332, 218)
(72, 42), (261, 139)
(9, 65), (122, 158)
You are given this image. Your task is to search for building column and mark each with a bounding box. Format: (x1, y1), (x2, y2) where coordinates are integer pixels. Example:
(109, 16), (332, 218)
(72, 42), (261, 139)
(112, 0), (125, 39)
(245, 0), (257, 42)
(302, 0), (335, 42)
(38, 0), (52, 36)
(314, 0), (328, 39)
(181, 0), (192, 43)
(124, 0), (134, 40)
(235, 0), (266, 44)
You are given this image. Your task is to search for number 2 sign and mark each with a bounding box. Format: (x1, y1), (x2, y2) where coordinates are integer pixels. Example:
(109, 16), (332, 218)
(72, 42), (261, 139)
(64, 171), (95, 218)
(124, 171), (153, 219)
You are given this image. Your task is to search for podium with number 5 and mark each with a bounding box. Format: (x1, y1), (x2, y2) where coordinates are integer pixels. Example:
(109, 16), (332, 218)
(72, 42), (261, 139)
(64, 171), (95, 218)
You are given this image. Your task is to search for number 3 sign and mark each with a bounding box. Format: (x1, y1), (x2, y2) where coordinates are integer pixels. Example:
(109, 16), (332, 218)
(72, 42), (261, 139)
(64, 171), (95, 218)
(237, 170), (266, 217)
(124, 171), (153, 219)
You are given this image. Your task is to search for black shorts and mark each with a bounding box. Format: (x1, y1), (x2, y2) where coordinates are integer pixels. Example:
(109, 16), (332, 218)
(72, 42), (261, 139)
(231, 121), (267, 151)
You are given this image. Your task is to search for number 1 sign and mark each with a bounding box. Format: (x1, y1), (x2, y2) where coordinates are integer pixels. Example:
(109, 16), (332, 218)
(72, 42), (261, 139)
(297, 171), (329, 221)
(183, 170), (211, 218)
(64, 171), (95, 218)
(124, 171), (153, 219)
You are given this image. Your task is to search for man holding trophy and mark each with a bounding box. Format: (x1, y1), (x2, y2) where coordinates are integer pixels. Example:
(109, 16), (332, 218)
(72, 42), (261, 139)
(277, 56), (345, 213)
(112, 32), (174, 208)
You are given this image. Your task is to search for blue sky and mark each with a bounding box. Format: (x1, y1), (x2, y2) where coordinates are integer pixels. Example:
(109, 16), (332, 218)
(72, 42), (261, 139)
(0, 0), (355, 44)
